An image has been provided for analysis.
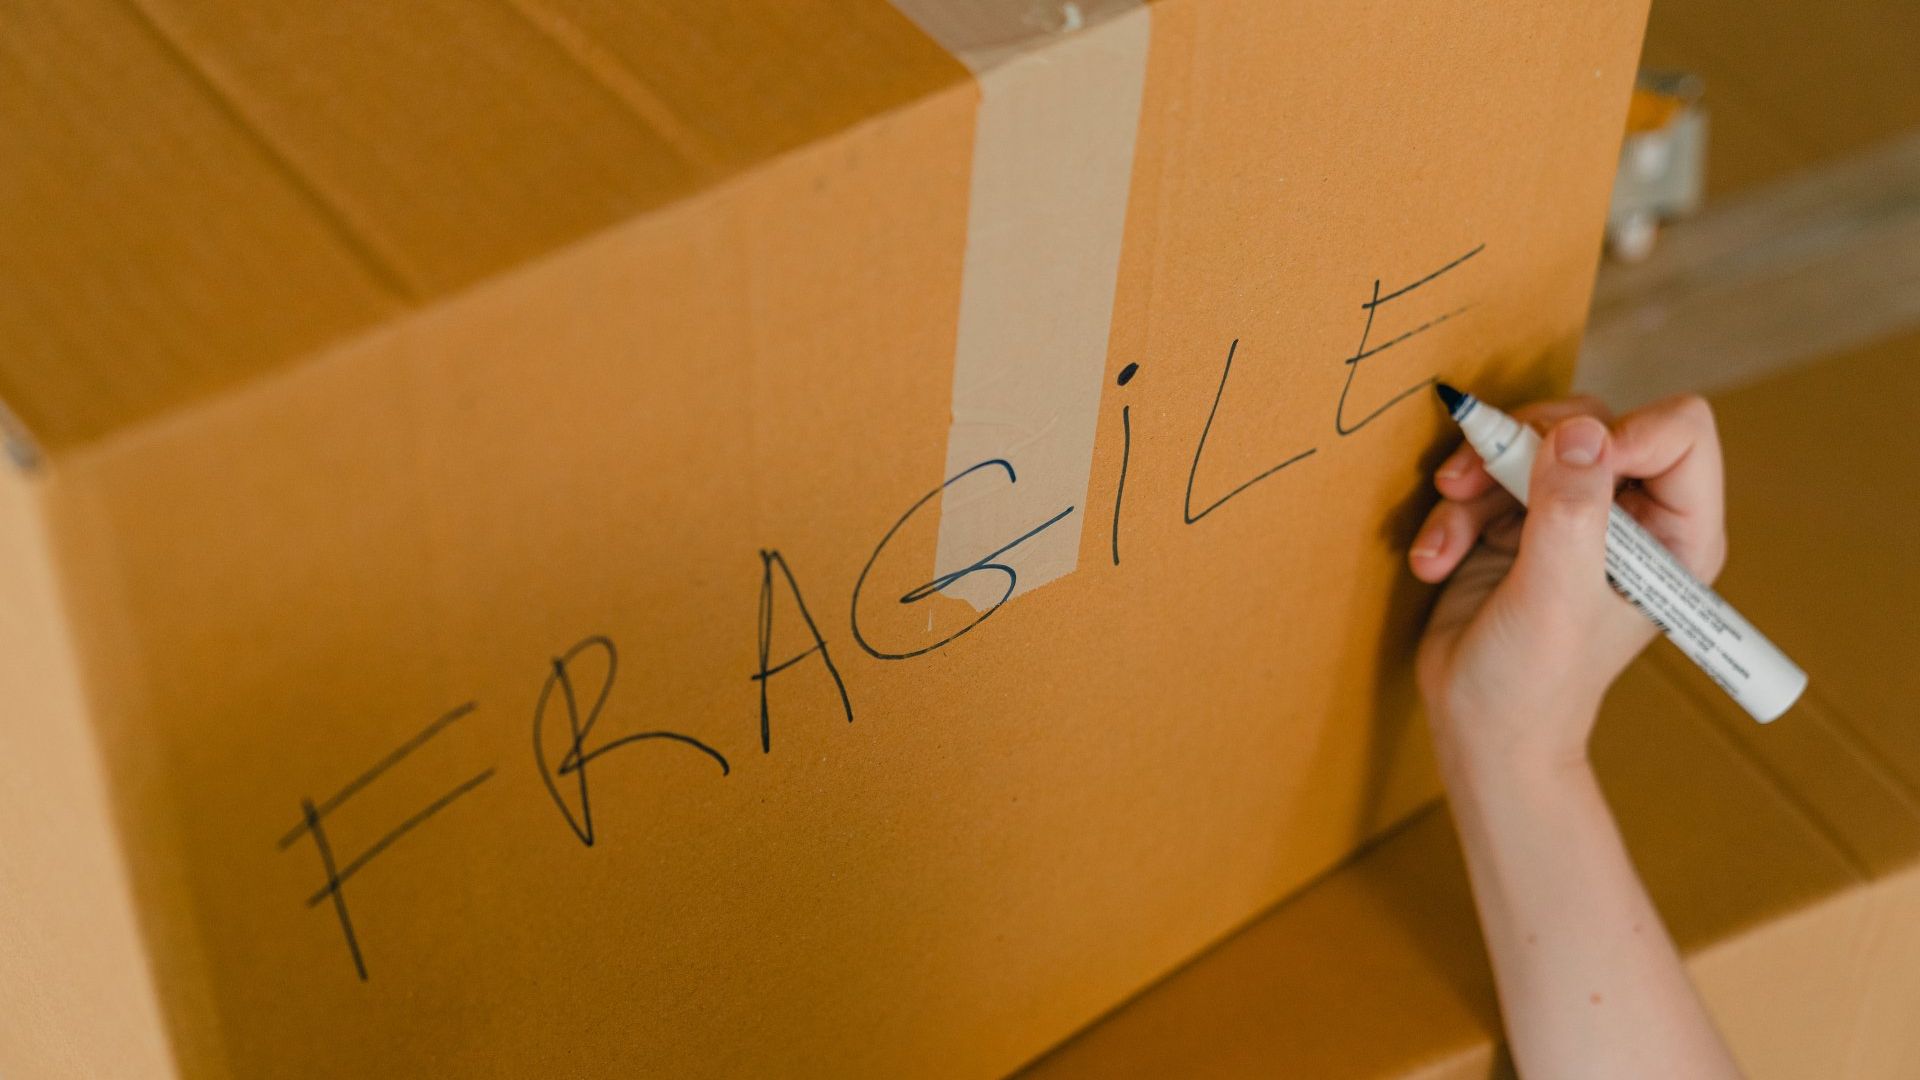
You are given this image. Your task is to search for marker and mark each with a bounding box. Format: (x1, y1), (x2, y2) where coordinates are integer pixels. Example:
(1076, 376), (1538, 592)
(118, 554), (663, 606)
(1434, 383), (1807, 723)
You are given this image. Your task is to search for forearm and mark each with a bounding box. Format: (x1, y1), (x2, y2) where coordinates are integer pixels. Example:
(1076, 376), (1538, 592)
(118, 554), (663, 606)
(1436, 729), (1741, 1079)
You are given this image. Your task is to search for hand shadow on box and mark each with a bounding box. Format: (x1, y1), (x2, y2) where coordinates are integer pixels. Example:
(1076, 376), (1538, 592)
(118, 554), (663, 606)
(1330, 344), (1571, 1077)
(1340, 341), (1568, 839)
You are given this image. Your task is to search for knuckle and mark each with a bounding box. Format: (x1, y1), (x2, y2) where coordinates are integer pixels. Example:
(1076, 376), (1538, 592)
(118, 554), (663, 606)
(1671, 528), (1727, 580)
(1518, 394), (1612, 426)
(1670, 393), (1717, 433)
(1535, 490), (1607, 531)
(1568, 393), (1614, 421)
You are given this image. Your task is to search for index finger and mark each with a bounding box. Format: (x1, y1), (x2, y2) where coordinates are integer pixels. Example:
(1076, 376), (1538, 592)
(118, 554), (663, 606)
(1610, 393), (1726, 577)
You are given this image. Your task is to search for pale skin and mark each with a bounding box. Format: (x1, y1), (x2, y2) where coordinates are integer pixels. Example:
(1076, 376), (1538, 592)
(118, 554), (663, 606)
(1408, 393), (1744, 1079)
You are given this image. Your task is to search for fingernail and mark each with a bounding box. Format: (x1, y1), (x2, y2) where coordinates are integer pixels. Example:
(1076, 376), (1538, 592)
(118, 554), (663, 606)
(1437, 457), (1465, 480)
(1411, 523), (1444, 559)
(1556, 417), (1606, 466)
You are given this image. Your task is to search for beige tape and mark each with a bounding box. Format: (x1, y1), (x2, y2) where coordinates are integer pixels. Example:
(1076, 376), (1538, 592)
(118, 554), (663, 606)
(891, 0), (1146, 69)
(891, 0), (1150, 608)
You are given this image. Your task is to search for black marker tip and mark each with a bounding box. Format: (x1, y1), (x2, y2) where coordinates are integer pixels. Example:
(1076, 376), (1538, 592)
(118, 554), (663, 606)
(1434, 382), (1467, 417)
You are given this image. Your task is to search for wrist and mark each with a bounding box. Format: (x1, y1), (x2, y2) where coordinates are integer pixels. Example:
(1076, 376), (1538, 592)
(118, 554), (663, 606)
(1426, 702), (1598, 793)
(1432, 732), (1611, 870)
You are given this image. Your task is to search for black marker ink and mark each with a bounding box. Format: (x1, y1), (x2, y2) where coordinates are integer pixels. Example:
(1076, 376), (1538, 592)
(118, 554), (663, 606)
(851, 459), (1073, 661)
(1185, 339), (1317, 524)
(1111, 363), (1139, 565)
(275, 702), (493, 981)
(1335, 244), (1483, 436)
(754, 549), (853, 753)
(532, 636), (729, 847)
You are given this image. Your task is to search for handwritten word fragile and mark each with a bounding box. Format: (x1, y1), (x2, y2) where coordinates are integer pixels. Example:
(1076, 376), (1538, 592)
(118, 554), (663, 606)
(277, 245), (1483, 980)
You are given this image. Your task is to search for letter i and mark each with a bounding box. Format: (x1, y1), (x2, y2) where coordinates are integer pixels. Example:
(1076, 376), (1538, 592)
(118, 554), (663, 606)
(1110, 362), (1139, 566)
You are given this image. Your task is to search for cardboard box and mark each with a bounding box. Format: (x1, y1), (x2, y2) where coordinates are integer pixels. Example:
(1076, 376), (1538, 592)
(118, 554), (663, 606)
(0, 1), (1646, 1075)
(1020, 331), (1920, 1079)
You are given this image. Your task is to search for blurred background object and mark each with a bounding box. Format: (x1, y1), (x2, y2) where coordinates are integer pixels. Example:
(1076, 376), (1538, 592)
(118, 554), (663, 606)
(1606, 71), (1706, 263)
(1580, 0), (1920, 409)
(1636, 0), (1920, 198)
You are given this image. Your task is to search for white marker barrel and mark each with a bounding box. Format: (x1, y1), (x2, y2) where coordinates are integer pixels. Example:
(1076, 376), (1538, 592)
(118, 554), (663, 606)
(1452, 394), (1807, 723)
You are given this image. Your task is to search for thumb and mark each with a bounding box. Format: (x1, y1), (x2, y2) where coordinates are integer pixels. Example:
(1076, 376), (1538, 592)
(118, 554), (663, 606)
(1505, 416), (1615, 608)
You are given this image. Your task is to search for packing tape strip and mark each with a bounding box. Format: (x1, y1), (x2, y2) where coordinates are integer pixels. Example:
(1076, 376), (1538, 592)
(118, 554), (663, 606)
(890, 0), (1150, 608)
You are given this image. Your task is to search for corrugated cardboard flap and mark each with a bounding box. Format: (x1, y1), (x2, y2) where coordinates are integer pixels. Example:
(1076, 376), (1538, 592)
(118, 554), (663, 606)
(0, 0), (966, 456)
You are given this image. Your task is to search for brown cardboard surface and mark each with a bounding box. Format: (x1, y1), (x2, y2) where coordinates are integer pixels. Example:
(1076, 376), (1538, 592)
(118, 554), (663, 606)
(0, 1), (1647, 1076)
(0, 0), (962, 453)
(1021, 330), (1920, 1079)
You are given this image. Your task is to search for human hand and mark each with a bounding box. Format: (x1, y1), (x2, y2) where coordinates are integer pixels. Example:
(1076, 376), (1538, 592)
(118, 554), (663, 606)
(1407, 394), (1728, 768)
